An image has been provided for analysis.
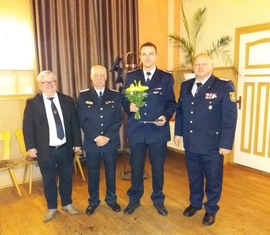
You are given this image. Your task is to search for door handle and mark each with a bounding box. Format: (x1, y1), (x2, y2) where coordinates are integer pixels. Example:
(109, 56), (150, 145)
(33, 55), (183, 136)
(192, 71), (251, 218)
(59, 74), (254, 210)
(237, 96), (241, 110)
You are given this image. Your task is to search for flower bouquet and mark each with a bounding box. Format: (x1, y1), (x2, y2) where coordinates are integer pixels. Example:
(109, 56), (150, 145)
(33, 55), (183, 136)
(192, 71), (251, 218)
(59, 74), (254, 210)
(124, 80), (149, 119)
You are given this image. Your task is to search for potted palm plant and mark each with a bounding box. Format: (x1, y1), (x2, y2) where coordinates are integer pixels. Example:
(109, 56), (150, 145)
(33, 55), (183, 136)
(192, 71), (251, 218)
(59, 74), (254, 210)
(169, 1), (232, 80)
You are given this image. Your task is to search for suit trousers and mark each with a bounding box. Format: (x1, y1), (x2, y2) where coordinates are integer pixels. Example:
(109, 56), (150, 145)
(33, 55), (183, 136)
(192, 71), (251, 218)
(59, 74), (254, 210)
(86, 150), (118, 205)
(185, 150), (224, 213)
(38, 145), (73, 209)
(127, 141), (167, 204)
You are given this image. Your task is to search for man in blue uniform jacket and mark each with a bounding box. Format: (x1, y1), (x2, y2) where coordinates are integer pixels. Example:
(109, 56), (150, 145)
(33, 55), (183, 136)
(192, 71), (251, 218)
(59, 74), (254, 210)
(121, 42), (176, 216)
(77, 65), (123, 215)
(174, 53), (237, 225)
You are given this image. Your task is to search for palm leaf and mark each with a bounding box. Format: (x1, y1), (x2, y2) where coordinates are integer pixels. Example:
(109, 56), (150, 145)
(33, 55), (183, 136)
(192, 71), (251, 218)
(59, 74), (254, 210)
(168, 1), (232, 69)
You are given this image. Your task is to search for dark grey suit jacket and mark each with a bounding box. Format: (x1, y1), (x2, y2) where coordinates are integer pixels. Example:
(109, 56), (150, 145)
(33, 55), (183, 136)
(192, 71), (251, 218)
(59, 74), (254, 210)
(23, 92), (82, 162)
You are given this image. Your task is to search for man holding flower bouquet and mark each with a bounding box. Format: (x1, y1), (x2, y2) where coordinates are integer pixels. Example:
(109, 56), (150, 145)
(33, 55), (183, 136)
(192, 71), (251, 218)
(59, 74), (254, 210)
(121, 42), (176, 216)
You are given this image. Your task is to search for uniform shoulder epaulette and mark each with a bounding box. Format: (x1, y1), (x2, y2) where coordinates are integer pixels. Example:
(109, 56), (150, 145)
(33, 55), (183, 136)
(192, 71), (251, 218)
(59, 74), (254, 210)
(219, 77), (230, 81)
(80, 88), (89, 92)
(163, 70), (172, 74)
(110, 88), (119, 93)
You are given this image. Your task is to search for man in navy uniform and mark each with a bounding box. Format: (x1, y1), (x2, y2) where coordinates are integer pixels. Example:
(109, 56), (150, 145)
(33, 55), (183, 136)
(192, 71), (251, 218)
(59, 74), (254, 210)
(121, 42), (176, 216)
(174, 53), (237, 225)
(77, 65), (123, 215)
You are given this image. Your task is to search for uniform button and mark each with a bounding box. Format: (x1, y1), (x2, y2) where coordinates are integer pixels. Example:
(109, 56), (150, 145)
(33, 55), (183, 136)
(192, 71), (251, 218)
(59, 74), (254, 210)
(145, 104), (147, 106)
(144, 113), (147, 115)
(191, 102), (194, 105)
(190, 130), (193, 133)
(101, 132), (104, 134)
(100, 108), (103, 110)
(190, 121), (193, 123)
(216, 132), (219, 134)
(100, 115), (103, 118)
(101, 124), (103, 126)
(191, 111), (193, 114)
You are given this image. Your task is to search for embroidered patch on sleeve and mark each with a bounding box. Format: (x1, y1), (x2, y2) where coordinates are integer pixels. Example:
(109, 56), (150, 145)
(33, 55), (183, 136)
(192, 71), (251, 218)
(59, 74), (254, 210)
(229, 92), (236, 102)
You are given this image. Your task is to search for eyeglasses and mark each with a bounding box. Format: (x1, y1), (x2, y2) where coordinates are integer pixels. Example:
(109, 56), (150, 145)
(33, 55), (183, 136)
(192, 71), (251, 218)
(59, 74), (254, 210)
(39, 80), (57, 85)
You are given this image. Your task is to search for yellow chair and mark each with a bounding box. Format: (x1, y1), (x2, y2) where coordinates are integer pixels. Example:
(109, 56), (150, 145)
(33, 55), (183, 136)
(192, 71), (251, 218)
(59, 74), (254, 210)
(15, 129), (37, 194)
(0, 130), (22, 196)
(74, 150), (85, 181)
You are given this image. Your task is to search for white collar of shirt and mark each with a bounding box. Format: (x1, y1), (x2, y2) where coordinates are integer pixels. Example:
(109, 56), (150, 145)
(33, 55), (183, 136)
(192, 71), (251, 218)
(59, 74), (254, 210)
(94, 87), (105, 96)
(191, 74), (211, 96)
(144, 67), (156, 81)
(42, 92), (66, 146)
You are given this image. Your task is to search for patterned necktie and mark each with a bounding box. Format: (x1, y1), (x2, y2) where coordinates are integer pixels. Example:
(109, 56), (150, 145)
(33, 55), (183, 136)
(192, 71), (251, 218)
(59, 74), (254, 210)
(146, 72), (151, 86)
(47, 97), (64, 140)
(195, 82), (202, 94)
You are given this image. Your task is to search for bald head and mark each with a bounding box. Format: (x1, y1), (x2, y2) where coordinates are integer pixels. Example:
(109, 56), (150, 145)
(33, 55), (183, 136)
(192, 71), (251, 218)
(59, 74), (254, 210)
(193, 53), (214, 81)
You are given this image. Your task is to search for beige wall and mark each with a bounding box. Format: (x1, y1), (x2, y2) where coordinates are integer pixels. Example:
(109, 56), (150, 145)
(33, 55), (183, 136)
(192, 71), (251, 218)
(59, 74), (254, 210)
(0, 0), (33, 161)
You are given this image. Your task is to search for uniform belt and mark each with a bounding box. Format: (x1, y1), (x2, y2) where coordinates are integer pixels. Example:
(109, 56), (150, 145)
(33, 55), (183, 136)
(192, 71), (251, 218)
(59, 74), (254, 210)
(49, 143), (67, 150)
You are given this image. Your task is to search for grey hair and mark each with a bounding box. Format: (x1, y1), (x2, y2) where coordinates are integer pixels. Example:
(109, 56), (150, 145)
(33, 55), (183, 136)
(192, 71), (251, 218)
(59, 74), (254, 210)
(37, 70), (57, 82)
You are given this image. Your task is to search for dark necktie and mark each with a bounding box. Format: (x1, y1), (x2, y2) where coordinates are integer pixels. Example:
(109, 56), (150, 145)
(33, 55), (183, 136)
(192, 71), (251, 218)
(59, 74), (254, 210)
(47, 97), (64, 140)
(195, 82), (202, 94)
(146, 72), (151, 86)
(99, 91), (103, 101)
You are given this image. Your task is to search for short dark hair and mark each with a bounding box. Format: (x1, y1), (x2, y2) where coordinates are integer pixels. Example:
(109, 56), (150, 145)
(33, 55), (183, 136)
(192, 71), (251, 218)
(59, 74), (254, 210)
(140, 42), (157, 54)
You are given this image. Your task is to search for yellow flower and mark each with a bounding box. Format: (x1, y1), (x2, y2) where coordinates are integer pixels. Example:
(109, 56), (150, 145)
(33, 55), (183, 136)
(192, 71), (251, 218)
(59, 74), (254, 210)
(124, 80), (149, 119)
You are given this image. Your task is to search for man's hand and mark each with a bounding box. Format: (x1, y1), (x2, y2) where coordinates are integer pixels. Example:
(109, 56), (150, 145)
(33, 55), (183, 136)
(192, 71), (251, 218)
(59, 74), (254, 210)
(154, 115), (166, 126)
(130, 103), (138, 113)
(73, 146), (81, 153)
(219, 148), (231, 155)
(174, 135), (183, 147)
(96, 136), (110, 147)
(28, 148), (37, 158)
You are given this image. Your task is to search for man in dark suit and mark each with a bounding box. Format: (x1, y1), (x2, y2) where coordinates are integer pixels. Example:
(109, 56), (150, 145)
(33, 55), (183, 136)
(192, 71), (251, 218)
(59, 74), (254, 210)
(23, 70), (82, 222)
(77, 65), (123, 215)
(121, 42), (176, 216)
(174, 53), (237, 225)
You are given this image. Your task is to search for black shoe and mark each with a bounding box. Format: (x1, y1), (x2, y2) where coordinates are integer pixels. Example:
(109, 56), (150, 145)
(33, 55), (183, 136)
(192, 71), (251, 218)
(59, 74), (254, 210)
(107, 202), (121, 212)
(183, 205), (202, 217)
(153, 203), (168, 216)
(85, 204), (99, 215)
(202, 212), (216, 226)
(124, 202), (140, 214)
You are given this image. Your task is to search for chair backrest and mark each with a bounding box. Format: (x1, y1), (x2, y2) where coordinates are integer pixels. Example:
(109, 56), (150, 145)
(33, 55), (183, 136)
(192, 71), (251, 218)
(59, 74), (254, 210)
(0, 131), (11, 160)
(15, 129), (28, 158)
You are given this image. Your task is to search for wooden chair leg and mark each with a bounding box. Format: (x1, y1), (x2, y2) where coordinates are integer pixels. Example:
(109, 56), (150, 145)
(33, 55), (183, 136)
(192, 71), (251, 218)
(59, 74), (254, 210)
(75, 155), (85, 181)
(23, 164), (28, 185)
(74, 158), (78, 173)
(29, 164), (33, 194)
(8, 168), (22, 196)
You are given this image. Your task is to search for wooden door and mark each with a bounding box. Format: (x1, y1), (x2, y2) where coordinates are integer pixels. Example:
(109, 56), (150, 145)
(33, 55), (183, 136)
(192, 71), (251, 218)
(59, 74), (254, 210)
(234, 23), (270, 173)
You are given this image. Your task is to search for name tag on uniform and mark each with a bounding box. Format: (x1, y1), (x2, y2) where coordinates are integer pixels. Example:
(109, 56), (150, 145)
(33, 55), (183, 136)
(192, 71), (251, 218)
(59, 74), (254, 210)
(85, 101), (93, 104)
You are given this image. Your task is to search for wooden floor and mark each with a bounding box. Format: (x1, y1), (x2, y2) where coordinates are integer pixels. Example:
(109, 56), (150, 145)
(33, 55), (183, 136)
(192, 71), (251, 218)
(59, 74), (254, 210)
(1, 150), (270, 235)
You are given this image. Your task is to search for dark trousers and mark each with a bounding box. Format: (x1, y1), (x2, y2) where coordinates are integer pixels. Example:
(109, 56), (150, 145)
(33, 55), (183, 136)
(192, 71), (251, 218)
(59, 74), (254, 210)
(38, 146), (73, 209)
(128, 141), (167, 204)
(86, 150), (118, 206)
(185, 150), (224, 213)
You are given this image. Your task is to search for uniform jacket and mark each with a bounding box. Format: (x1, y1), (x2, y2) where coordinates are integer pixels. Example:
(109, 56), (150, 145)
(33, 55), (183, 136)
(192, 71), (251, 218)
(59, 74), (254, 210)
(174, 74), (237, 154)
(23, 92), (82, 162)
(77, 87), (123, 153)
(121, 68), (176, 144)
